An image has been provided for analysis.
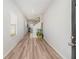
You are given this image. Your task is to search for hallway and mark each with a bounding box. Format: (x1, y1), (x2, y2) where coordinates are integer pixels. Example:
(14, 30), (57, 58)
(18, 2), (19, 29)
(4, 0), (72, 59)
(4, 33), (62, 59)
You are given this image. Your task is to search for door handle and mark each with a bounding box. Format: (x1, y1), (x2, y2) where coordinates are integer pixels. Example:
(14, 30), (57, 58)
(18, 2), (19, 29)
(68, 42), (76, 47)
(68, 35), (76, 47)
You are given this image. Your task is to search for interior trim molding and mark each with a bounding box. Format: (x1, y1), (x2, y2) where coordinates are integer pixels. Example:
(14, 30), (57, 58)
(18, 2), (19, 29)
(4, 33), (26, 58)
(44, 37), (66, 59)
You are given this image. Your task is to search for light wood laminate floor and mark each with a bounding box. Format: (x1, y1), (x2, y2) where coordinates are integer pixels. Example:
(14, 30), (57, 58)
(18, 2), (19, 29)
(4, 33), (63, 59)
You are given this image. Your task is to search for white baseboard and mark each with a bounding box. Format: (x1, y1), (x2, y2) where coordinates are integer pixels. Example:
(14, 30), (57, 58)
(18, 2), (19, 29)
(44, 37), (66, 59)
(4, 41), (18, 58)
(50, 44), (66, 59)
(3, 33), (25, 58)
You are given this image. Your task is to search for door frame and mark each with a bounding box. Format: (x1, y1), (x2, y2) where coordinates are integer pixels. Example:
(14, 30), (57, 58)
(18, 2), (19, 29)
(71, 0), (76, 59)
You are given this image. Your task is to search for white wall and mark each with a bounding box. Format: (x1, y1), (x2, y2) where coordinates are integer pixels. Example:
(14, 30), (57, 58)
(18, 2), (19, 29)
(3, 0), (27, 57)
(43, 0), (72, 59)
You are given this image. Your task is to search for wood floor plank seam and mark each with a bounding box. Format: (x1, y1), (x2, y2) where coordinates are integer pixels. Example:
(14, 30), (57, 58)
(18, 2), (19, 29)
(37, 39), (53, 59)
(43, 39), (63, 59)
(4, 33), (63, 59)
(42, 40), (58, 59)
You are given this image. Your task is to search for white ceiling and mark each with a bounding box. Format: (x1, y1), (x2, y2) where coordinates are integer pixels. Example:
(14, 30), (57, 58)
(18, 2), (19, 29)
(14, 0), (52, 19)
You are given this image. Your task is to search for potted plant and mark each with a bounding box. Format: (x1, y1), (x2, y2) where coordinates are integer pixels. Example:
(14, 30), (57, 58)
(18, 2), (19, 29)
(36, 29), (43, 40)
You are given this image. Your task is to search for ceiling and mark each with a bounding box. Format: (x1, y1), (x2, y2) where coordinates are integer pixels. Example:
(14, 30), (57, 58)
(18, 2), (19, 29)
(14, 0), (52, 19)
